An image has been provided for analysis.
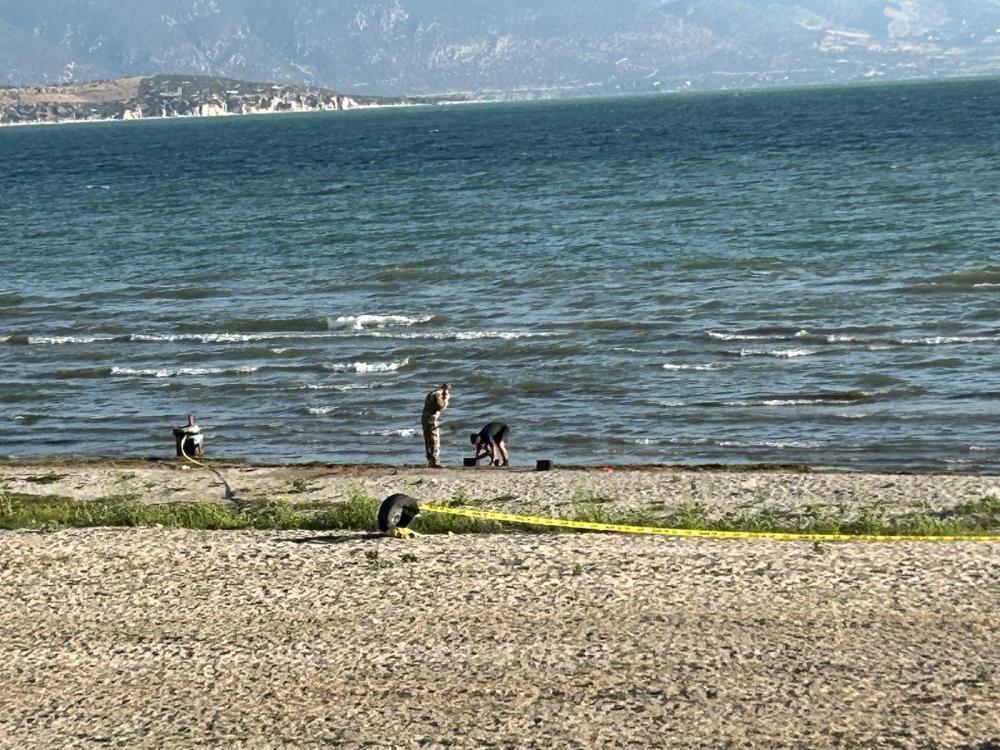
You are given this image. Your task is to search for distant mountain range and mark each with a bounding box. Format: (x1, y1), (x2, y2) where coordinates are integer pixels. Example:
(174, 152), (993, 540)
(3, 1), (1000, 96)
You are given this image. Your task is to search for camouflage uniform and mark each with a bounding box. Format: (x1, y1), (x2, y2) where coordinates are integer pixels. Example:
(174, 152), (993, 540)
(421, 388), (448, 466)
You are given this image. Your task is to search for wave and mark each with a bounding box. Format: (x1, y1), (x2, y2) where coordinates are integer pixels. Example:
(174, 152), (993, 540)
(6, 326), (555, 346)
(558, 319), (659, 332)
(364, 329), (557, 341)
(324, 358), (410, 374)
(307, 406), (337, 415)
(110, 366), (259, 378)
(708, 331), (773, 341)
(897, 335), (998, 345)
(362, 428), (418, 437)
(0, 293), (27, 307)
(903, 268), (1000, 293)
(213, 316), (332, 333)
(712, 328), (860, 344)
(856, 373), (902, 388)
(662, 363), (725, 371)
(900, 357), (964, 369)
(759, 399), (841, 406)
(331, 314), (434, 330)
(52, 366), (114, 379)
(376, 266), (447, 281)
(10, 335), (119, 345)
(155, 287), (223, 300)
(727, 390), (878, 407)
(717, 439), (824, 449)
(738, 347), (818, 358)
(294, 382), (394, 391)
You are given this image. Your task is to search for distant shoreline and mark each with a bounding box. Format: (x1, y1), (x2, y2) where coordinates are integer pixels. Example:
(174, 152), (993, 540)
(0, 99), (428, 129)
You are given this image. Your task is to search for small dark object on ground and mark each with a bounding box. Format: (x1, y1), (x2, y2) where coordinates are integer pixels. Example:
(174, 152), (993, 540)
(377, 493), (420, 532)
(536, 460), (552, 471)
(463, 457), (477, 467)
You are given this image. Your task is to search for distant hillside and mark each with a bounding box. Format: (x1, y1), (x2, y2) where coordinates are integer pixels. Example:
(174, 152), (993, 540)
(0, 74), (443, 125)
(1, 1), (1000, 96)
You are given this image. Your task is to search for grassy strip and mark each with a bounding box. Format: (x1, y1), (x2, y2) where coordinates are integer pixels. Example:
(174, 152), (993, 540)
(1, 491), (998, 537)
(568, 496), (1000, 538)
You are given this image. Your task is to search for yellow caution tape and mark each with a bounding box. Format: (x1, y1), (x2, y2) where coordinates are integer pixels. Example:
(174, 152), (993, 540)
(178, 438), (238, 504)
(420, 504), (1000, 543)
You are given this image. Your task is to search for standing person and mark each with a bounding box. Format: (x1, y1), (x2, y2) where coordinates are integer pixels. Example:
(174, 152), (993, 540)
(471, 421), (509, 466)
(421, 383), (451, 468)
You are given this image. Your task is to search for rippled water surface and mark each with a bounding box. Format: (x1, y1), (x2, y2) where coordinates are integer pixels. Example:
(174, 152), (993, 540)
(2, 79), (999, 469)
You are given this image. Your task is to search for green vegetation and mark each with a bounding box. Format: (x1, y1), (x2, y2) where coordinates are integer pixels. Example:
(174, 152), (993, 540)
(0, 489), (997, 538)
(22, 473), (66, 485)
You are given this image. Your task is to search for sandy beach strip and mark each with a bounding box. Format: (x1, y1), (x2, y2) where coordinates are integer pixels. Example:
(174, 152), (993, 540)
(3, 460), (1000, 523)
(1, 461), (999, 747)
(0, 526), (997, 749)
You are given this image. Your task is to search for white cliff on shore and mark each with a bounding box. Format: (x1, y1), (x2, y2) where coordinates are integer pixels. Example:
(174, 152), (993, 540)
(0, 74), (428, 127)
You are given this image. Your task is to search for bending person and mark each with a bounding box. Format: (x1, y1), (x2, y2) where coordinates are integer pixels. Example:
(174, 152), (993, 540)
(470, 421), (509, 466)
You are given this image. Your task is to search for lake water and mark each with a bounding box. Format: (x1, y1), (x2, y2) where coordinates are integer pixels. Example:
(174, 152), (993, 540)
(2, 79), (999, 470)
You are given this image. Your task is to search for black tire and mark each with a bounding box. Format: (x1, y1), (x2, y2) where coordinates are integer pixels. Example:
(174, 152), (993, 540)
(377, 493), (421, 532)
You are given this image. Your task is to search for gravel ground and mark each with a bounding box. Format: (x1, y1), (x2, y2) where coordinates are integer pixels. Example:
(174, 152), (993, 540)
(1, 527), (998, 749)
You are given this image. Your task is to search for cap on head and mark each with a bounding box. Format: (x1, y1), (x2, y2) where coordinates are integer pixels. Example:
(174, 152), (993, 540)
(441, 382), (451, 391)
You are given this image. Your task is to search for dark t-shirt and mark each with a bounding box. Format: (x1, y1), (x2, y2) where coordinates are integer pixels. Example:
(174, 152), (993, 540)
(478, 421), (508, 446)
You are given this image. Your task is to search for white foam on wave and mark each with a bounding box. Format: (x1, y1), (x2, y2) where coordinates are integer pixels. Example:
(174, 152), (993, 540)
(333, 314), (433, 330)
(362, 428), (418, 437)
(709, 331), (772, 341)
(761, 398), (839, 406)
(739, 347), (817, 358)
(663, 363), (723, 371)
(308, 406), (337, 415)
(718, 439), (823, 449)
(111, 365), (258, 378)
(969, 445), (989, 452)
(826, 334), (857, 343)
(28, 335), (116, 345)
(293, 382), (391, 391)
(364, 330), (556, 341)
(130, 332), (354, 344)
(899, 335), (997, 345)
(325, 358), (410, 374)
(456, 331), (552, 340)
